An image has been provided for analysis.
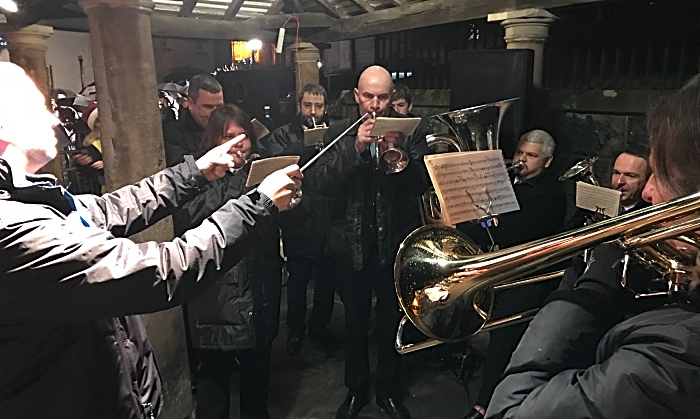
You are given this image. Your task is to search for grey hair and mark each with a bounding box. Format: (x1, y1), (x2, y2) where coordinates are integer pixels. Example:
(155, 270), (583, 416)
(519, 129), (556, 158)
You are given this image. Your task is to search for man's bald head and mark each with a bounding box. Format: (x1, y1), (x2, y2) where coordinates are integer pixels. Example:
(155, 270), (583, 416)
(354, 65), (393, 117)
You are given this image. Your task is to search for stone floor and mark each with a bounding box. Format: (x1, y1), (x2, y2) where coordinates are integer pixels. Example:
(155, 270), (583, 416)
(224, 286), (486, 419)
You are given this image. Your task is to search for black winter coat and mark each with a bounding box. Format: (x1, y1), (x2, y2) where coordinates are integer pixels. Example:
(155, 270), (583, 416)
(0, 157), (278, 418)
(173, 163), (283, 350)
(458, 170), (566, 250)
(257, 117), (331, 258)
(311, 109), (430, 270)
(486, 246), (700, 419)
(163, 109), (205, 166)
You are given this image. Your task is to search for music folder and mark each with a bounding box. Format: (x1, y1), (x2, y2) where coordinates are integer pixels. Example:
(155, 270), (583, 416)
(303, 127), (328, 146)
(369, 117), (422, 137)
(246, 156), (300, 187)
(575, 182), (621, 217)
(250, 118), (270, 140)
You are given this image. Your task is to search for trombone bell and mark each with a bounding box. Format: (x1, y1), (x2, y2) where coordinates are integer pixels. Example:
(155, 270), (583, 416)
(394, 225), (494, 341)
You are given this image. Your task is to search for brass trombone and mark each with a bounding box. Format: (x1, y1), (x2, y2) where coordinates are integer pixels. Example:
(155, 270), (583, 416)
(394, 193), (700, 354)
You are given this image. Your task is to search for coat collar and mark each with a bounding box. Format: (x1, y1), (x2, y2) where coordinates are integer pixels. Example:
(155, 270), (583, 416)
(0, 158), (72, 214)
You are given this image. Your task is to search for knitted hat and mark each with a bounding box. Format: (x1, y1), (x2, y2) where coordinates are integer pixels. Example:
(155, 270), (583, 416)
(87, 108), (99, 131)
(82, 102), (99, 130)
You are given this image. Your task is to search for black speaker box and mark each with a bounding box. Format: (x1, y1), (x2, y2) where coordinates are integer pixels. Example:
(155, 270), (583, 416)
(216, 69), (293, 131)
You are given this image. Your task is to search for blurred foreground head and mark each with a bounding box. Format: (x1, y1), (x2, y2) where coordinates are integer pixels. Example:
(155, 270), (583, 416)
(0, 62), (58, 174)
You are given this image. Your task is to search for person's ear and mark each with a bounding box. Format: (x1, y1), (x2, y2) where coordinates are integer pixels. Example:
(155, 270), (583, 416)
(408, 103), (413, 112)
(353, 88), (360, 105)
(544, 156), (553, 168)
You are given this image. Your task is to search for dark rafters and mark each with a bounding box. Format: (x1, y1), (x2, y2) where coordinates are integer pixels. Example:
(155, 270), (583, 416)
(349, 0), (375, 13)
(266, 0), (286, 14)
(311, 0), (341, 18)
(178, 0), (199, 17)
(223, 0), (246, 19)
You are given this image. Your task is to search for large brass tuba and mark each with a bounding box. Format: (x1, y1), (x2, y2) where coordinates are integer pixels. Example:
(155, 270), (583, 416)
(420, 98), (520, 223)
(395, 193), (700, 353)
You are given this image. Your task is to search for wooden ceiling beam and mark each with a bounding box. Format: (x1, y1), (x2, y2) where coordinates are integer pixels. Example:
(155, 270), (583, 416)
(348, 0), (375, 13)
(254, 13), (335, 28)
(307, 0), (609, 42)
(177, 0), (199, 17)
(42, 12), (332, 41)
(310, 0), (341, 18)
(266, 0), (286, 14)
(44, 0), (610, 43)
(292, 0), (305, 13)
(223, 0), (246, 19)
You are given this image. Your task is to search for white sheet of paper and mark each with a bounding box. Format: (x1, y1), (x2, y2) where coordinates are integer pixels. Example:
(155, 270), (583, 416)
(575, 182), (621, 217)
(251, 118), (270, 140)
(303, 127), (328, 146)
(424, 150), (520, 225)
(246, 156), (300, 187)
(369, 117), (422, 137)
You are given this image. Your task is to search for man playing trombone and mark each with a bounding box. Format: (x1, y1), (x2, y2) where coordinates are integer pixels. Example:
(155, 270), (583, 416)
(311, 65), (429, 419)
(486, 84), (700, 418)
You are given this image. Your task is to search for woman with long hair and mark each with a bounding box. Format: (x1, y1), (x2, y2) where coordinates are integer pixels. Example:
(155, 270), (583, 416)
(173, 104), (283, 419)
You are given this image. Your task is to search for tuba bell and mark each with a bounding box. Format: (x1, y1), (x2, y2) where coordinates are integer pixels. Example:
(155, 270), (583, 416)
(395, 192), (700, 353)
(420, 98), (520, 223)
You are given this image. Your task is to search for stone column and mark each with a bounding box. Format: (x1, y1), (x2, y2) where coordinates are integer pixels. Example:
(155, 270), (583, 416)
(80, 0), (192, 416)
(488, 8), (557, 88)
(1, 24), (61, 179)
(1, 24), (53, 96)
(292, 42), (320, 91)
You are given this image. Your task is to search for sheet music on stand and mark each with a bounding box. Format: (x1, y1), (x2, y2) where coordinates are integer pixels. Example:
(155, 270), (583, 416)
(303, 127), (328, 146)
(575, 182), (621, 217)
(424, 150), (520, 225)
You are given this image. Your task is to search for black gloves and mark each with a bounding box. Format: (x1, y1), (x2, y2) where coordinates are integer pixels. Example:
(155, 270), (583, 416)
(575, 243), (626, 294)
(549, 243), (632, 324)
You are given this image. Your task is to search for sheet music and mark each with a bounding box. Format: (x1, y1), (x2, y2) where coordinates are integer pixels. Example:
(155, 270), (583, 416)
(251, 118), (270, 139)
(369, 117), (422, 137)
(303, 127), (328, 146)
(246, 156), (300, 187)
(424, 150), (520, 225)
(576, 182), (621, 217)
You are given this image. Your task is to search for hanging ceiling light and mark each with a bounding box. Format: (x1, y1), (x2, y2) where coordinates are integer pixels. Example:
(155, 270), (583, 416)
(0, 0), (18, 13)
(246, 39), (262, 52)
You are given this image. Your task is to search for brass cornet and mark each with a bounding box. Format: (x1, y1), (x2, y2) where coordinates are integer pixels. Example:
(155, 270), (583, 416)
(371, 111), (409, 174)
(284, 112), (371, 210)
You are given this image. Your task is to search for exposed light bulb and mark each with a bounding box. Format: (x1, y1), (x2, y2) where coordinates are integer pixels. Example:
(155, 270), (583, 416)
(0, 0), (18, 13)
(246, 39), (262, 51)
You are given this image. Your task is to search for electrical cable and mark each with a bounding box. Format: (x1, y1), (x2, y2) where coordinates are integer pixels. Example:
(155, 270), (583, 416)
(281, 15), (302, 92)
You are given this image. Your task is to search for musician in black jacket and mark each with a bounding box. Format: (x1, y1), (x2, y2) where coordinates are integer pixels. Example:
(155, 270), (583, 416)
(312, 65), (430, 419)
(257, 84), (340, 355)
(486, 84), (700, 419)
(172, 105), (285, 419)
(458, 129), (566, 419)
(566, 146), (651, 230)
